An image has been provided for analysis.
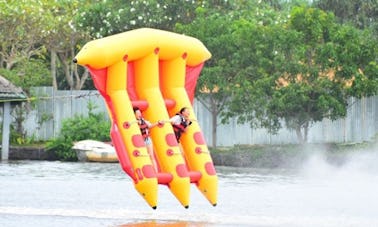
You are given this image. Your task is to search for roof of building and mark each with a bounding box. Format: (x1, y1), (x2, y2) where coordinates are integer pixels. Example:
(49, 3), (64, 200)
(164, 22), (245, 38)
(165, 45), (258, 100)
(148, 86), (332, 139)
(0, 75), (27, 101)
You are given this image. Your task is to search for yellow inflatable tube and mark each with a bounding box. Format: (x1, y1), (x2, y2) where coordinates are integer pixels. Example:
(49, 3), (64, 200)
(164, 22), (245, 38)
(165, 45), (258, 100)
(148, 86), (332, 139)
(74, 28), (210, 69)
(73, 28), (217, 208)
(160, 58), (218, 206)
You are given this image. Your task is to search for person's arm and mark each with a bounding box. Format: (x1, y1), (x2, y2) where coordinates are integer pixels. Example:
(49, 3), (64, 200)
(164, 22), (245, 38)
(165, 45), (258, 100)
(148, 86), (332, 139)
(147, 119), (164, 128)
(185, 118), (192, 126)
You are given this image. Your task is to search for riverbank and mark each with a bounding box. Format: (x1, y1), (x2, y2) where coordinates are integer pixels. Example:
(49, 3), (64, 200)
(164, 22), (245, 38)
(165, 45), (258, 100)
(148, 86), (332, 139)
(7, 141), (377, 168)
(210, 142), (377, 168)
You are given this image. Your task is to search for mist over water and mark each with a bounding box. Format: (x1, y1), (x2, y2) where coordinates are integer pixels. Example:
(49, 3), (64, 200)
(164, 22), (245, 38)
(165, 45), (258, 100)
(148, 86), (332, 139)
(298, 149), (378, 219)
(303, 150), (378, 177)
(1, 147), (378, 227)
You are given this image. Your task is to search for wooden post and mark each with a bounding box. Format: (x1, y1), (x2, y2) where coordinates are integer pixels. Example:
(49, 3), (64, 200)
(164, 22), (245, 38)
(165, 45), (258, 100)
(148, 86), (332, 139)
(1, 101), (11, 160)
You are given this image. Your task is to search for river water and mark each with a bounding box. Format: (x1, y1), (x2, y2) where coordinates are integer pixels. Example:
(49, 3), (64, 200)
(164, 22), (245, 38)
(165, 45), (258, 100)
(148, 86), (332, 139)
(1, 151), (378, 227)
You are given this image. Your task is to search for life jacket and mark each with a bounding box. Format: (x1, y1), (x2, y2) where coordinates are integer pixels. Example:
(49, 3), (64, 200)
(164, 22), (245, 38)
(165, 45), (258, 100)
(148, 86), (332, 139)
(172, 114), (190, 141)
(138, 118), (149, 139)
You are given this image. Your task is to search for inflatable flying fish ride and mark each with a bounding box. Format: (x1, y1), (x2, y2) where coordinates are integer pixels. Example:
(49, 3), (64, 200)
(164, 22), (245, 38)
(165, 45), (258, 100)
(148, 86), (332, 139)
(73, 28), (218, 209)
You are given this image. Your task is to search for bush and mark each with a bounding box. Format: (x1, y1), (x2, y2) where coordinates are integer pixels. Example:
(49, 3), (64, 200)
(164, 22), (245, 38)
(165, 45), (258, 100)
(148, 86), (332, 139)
(46, 105), (111, 161)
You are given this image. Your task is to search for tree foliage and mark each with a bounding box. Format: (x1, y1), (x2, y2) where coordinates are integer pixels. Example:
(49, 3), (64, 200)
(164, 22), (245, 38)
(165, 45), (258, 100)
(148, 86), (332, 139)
(0, 1), (47, 69)
(74, 0), (214, 38)
(226, 5), (378, 143)
(175, 6), (238, 147)
(0, 59), (51, 95)
(314, 0), (378, 32)
(41, 0), (93, 90)
(1, 0), (377, 145)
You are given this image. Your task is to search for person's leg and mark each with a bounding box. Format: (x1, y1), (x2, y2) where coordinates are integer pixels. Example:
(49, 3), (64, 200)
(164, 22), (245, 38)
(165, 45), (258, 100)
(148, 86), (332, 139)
(145, 138), (158, 171)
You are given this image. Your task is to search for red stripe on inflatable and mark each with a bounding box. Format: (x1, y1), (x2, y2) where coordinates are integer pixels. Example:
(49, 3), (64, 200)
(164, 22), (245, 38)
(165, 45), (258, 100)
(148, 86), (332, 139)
(205, 162), (217, 176)
(189, 171), (202, 183)
(131, 100), (149, 111)
(126, 62), (138, 101)
(132, 134), (145, 147)
(164, 99), (176, 109)
(87, 66), (108, 96)
(193, 131), (205, 145)
(185, 63), (204, 104)
(176, 164), (189, 178)
(110, 123), (137, 182)
(157, 172), (173, 184)
(166, 133), (178, 146)
(87, 66), (119, 124)
(142, 165), (156, 178)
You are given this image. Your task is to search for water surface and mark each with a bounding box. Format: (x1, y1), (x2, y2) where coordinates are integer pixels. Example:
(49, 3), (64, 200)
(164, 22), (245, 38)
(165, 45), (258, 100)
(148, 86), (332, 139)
(1, 151), (378, 227)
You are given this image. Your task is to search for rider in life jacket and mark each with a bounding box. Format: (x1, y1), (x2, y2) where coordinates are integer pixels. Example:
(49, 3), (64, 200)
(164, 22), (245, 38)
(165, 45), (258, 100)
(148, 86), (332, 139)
(169, 107), (192, 142)
(133, 107), (162, 170)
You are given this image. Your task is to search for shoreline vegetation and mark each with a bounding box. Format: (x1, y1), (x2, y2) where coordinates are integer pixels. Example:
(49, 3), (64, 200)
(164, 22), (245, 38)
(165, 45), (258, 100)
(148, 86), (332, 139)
(8, 138), (377, 168)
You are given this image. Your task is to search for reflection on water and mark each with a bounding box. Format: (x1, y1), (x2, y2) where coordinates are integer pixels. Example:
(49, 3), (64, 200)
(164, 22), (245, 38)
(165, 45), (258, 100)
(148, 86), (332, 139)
(1, 151), (378, 227)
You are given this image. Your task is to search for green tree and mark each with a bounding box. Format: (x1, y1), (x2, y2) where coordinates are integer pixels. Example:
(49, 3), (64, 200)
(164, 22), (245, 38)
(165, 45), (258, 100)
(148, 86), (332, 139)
(0, 59), (51, 95)
(314, 0), (378, 32)
(175, 0), (295, 147)
(175, 6), (239, 148)
(220, 1), (295, 132)
(42, 0), (92, 90)
(0, 1), (47, 70)
(0, 0), (88, 90)
(228, 6), (378, 143)
(74, 0), (232, 39)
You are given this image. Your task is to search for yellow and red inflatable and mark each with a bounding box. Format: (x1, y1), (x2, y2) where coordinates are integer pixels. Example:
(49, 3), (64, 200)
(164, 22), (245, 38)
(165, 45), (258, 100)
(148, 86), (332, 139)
(73, 28), (217, 209)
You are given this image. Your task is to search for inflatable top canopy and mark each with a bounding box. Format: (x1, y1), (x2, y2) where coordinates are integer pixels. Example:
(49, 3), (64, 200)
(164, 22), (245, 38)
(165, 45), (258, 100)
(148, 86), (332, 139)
(73, 28), (218, 209)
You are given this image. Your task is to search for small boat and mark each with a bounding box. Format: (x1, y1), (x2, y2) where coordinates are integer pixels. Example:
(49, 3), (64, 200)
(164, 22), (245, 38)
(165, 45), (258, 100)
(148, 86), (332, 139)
(72, 140), (118, 163)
